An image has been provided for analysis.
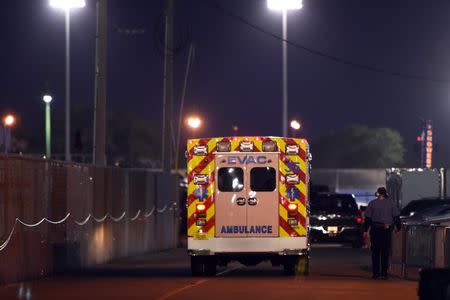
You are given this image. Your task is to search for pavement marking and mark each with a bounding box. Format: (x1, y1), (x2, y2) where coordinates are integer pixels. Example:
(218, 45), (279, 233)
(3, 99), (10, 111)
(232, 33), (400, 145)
(155, 266), (241, 300)
(155, 279), (209, 300)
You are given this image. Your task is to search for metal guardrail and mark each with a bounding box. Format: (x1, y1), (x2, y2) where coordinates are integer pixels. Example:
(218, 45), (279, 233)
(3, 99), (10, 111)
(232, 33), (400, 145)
(391, 224), (450, 278)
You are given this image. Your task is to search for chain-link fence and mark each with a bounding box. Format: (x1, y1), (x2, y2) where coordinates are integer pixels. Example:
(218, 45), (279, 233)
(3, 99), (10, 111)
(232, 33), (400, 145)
(0, 154), (179, 284)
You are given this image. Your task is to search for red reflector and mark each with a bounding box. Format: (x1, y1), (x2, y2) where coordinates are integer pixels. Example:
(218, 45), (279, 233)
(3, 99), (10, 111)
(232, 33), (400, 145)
(288, 203), (298, 211)
(356, 216), (363, 223)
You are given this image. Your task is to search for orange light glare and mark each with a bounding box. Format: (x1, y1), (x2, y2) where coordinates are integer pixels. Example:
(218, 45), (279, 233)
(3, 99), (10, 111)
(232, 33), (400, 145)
(3, 115), (15, 127)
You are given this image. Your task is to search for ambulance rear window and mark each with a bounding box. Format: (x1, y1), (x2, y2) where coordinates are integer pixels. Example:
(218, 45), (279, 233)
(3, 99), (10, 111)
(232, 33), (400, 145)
(251, 167), (276, 192)
(218, 168), (244, 192)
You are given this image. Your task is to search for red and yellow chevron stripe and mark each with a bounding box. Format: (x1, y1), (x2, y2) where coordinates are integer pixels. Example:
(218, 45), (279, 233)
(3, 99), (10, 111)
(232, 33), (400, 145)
(186, 137), (309, 238)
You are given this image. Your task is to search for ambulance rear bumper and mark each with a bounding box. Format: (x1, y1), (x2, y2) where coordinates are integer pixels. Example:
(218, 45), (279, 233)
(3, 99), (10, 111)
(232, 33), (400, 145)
(188, 237), (309, 255)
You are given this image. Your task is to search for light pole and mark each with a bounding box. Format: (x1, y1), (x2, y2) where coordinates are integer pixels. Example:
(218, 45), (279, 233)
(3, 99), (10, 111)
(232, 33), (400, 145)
(290, 119), (301, 137)
(186, 116), (202, 138)
(267, 0), (303, 137)
(3, 114), (16, 153)
(50, 0), (86, 162)
(43, 95), (53, 158)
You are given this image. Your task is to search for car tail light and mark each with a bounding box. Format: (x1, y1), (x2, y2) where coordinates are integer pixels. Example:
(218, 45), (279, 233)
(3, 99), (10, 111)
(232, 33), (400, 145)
(196, 219), (206, 226)
(240, 141), (254, 152)
(217, 141), (231, 152)
(288, 219), (298, 226)
(286, 174), (299, 185)
(356, 216), (363, 223)
(286, 144), (299, 155)
(194, 174), (208, 185)
(193, 145), (208, 156)
(262, 141), (278, 152)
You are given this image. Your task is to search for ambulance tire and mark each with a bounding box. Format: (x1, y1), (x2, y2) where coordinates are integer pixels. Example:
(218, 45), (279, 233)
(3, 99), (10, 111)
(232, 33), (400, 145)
(191, 256), (205, 276)
(283, 256), (309, 276)
(297, 256), (310, 276)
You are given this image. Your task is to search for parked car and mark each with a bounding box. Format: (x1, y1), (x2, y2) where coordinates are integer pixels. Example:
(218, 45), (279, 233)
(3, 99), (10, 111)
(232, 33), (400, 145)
(400, 198), (450, 218)
(402, 203), (450, 226)
(310, 193), (364, 248)
(400, 198), (450, 225)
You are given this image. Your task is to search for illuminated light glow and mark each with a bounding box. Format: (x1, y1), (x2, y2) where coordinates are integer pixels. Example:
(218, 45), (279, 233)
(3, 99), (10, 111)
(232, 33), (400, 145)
(3, 115), (15, 127)
(267, 0), (303, 11)
(196, 204), (206, 211)
(187, 116), (202, 129)
(288, 203), (298, 211)
(290, 120), (301, 130)
(49, 0), (86, 10)
(43, 95), (53, 103)
(417, 136), (422, 142)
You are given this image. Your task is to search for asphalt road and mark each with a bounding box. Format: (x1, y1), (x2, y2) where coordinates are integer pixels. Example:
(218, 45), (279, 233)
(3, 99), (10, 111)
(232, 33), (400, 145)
(0, 244), (417, 300)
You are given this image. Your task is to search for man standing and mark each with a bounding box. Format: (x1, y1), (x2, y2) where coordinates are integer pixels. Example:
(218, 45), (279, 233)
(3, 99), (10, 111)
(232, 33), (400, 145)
(364, 187), (401, 280)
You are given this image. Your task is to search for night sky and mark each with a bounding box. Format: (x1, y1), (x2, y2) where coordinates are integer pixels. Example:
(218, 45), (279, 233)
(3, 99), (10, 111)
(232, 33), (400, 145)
(1, 0), (450, 166)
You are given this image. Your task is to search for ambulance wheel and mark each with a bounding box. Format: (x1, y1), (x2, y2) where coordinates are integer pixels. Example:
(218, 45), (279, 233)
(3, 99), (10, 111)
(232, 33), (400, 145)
(296, 256), (309, 276)
(284, 256), (309, 276)
(191, 256), (204, 276)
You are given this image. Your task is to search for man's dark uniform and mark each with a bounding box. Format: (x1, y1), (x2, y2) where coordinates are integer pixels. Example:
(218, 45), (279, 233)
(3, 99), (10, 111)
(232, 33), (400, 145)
(364, 187), (401, 279)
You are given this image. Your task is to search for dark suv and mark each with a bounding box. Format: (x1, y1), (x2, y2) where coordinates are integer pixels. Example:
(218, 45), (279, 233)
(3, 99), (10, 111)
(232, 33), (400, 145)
(309, 193), (364, 248)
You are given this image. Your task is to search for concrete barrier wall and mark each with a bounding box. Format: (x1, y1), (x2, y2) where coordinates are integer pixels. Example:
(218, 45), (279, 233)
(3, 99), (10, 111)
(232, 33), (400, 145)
(0, 155), (179, 284)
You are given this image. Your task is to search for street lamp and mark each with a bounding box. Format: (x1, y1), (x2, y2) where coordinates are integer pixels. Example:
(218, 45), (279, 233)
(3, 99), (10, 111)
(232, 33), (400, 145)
(290, 119), (301, 137)
(3, 114), (16, 153)
(267, 0), (303, 137)
(3, 115), (15, 127)
(43, 95), (53, 158)
(187, 116), (202, 130)
(49, 0), (86, 161)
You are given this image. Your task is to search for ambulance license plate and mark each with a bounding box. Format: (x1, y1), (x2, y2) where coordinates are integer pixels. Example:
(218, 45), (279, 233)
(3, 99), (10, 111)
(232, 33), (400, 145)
(328, 226), (338, 236)
(194, 232), (208, 240)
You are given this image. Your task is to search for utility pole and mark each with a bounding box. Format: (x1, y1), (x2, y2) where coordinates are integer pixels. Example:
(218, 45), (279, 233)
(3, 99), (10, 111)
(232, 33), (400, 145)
(162, 0), (174, 173)
(93, 0), (108, 166)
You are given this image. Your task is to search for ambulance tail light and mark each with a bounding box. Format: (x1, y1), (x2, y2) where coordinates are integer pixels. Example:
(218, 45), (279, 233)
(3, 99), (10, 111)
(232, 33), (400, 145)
(217, 141), (231, 152)
(286, 174), (300, 185)
(196, 204), (207, 218)
(262, 141), (278, 152)
(288, 203), (298, 211)
(240, 141), (254, 152)
(286, 145), (299, 155)
(193, 145), (208, 156)
(196, 204), (206, 212)
(288, 203), (298, 217)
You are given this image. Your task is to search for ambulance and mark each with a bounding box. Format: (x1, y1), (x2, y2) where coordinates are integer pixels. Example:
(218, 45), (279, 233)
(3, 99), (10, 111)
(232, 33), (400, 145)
(186, 136), (311, 276)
